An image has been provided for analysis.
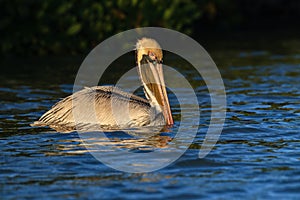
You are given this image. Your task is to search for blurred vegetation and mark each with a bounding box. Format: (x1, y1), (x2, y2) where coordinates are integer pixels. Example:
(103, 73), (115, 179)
(1, 0), (300, 56)
(0, 0), (200, 55)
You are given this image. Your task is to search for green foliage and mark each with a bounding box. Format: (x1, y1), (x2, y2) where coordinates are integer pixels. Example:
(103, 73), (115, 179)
(0, 0), (200, 55)
(2, 0), (298, 56)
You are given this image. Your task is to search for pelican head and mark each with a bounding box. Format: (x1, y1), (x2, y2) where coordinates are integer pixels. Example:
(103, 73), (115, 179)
(136, 38), (173, 126)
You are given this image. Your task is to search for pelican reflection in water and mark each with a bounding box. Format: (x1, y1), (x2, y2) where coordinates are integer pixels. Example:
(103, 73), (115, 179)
(32, 38), (173, 132)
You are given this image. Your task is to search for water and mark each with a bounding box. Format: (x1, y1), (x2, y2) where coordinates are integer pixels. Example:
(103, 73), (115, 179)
(1, 37), (300, 199)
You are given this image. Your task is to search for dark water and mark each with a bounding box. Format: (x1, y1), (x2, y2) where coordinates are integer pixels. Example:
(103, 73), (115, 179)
(1, 37), (300, 199)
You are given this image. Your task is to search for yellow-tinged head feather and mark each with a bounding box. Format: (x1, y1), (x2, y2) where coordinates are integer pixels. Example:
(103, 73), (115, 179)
(136, 38), (163, 64)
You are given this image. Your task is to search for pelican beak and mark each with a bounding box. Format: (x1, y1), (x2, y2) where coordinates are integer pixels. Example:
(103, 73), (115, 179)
(138, 55), (174, 126)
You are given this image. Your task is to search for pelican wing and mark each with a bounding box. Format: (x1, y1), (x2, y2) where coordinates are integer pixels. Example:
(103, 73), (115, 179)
(31, 86), (152, 132)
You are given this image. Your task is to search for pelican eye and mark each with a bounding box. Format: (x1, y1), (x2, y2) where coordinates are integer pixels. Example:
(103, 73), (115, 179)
(146, 55), (162, 65)
(141, 54), (162, 66)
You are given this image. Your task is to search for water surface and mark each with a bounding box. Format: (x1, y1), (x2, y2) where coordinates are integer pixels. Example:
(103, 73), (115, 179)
(1, 37), (300, 199)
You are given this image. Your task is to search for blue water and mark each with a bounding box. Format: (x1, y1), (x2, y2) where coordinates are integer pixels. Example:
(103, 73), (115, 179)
(1, 40), (300, 199)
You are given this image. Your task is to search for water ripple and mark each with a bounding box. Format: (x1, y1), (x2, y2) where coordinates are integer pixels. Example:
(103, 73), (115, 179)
(1, 54), (300, 199)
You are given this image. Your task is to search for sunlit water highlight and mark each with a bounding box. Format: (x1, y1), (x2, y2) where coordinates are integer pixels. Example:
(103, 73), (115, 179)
(1, 44), (300, 199)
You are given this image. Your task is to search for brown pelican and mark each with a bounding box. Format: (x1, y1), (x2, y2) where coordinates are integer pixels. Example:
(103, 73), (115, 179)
(32, 38), (173, 132)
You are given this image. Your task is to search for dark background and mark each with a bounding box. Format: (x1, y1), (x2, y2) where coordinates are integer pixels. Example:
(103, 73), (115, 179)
(1, 0), (300, 57)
